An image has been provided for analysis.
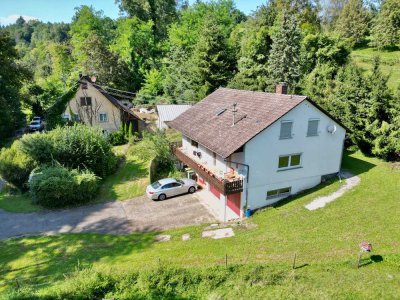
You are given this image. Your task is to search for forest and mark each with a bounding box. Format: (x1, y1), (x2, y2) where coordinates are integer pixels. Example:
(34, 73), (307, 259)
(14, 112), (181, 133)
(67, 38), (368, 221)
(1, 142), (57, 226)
(0, 0), (399, 160)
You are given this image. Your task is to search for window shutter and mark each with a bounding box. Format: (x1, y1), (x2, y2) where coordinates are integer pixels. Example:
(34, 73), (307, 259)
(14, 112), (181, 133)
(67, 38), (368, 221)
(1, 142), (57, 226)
(280, 121), (293, 139)
(307, 119), (319, 136)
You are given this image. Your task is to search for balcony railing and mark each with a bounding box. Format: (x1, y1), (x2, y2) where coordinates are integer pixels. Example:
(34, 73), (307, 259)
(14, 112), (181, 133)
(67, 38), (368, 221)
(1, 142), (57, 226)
(171, 142), (243, 195)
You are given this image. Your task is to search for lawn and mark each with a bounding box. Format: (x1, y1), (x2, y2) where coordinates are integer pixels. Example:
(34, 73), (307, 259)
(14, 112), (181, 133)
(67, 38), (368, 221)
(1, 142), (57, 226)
(351, 47), (400, 90)
(1, 151), (399, 298)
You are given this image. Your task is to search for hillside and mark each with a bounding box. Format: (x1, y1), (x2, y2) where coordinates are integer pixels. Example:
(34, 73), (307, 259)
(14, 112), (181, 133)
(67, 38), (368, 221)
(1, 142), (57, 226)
(352, 47), (400, 89)
(1, 151), (399, 298)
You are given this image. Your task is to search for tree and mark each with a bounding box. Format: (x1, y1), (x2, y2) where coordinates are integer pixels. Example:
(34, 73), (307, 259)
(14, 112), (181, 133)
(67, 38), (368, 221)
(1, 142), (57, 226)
(116, 0), (178, 41)
(191, 17), (236, 99)
(371, 0), (400, 48)
(321, 0), (348, 29)
(228, 19), (271, 91)
(0, 32), (30, 140)
(267, 13), (302, 92)
(334, 0), (369, 46)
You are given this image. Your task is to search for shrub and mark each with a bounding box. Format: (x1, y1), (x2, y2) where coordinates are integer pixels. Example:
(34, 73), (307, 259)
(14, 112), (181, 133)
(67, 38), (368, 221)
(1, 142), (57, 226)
(0, 141), (36, 189)
(30, 165), (100, 208)
(107, 131), (127, 146)
(20, 124), (117, 178)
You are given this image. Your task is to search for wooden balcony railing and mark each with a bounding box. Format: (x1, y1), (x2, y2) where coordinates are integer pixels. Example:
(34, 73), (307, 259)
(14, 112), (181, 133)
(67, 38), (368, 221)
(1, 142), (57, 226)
(171, 142), (243, 195)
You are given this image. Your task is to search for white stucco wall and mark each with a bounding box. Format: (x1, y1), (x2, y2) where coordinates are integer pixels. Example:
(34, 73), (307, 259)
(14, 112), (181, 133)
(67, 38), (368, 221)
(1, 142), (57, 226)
(244, 100), (346, 210)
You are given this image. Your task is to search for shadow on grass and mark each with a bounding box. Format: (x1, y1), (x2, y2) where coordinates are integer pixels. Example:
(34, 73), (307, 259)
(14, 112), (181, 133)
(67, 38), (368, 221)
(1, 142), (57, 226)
(342, 150), (376, 176)
(96, 158), (149, 202)
(358, 255), (384, 268)
(0, 230), (159, 287)
(272, 177), (340, 209)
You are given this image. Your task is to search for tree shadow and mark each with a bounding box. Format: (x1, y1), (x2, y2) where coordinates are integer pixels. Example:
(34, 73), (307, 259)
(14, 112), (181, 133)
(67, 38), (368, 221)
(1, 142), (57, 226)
(0, 227), (159, 289)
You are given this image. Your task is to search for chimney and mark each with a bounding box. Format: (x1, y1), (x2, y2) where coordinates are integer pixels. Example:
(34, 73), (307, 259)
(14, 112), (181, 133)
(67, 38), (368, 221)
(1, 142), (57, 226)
(276, 82), (288, 95)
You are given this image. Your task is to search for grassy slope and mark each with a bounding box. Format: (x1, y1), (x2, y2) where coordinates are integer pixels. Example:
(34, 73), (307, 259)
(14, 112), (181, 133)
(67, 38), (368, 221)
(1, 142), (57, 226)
(351, 47), (400, 89)
(95, 143), (151, 203)
(1, 151), (399, 297)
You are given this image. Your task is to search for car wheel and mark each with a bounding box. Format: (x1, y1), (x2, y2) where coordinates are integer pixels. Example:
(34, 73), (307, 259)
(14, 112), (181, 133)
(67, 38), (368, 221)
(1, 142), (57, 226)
(188, 186), (196, 194)
(158, 194), (167, 201)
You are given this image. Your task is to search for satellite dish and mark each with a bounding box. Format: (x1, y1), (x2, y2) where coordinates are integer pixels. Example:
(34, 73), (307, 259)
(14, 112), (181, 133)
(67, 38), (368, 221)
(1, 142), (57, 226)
(327, 124), (337, 134)
(91, 76), (97, 83)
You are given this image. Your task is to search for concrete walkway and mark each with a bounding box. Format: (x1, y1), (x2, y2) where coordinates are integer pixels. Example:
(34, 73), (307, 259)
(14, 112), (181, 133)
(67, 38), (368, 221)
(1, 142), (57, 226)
(305, 171), (360, 211)
(0, 194), (215, 240)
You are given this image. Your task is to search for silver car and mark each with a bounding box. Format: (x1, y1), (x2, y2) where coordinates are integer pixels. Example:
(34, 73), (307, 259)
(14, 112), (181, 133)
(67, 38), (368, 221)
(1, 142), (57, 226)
(146, 178), (197, 201)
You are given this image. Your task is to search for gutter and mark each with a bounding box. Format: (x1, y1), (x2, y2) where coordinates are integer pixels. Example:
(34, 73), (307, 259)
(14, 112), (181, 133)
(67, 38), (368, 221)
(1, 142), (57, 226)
(224, 158), (250, 213)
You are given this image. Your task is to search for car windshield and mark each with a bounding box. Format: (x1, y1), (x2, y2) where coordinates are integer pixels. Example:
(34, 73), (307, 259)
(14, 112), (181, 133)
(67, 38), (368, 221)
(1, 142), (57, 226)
(30, 122), (39, 125)
(151, 181), (161, 189)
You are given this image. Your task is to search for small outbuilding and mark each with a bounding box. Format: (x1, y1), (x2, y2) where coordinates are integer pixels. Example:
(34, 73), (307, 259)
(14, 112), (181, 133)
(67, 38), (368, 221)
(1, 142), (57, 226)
(156, 104), (191, 130)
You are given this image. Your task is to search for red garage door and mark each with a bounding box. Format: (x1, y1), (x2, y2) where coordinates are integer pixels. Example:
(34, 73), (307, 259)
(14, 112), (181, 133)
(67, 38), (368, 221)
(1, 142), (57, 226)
(209, 184), (220, 200)
(227, 193), (241, 216)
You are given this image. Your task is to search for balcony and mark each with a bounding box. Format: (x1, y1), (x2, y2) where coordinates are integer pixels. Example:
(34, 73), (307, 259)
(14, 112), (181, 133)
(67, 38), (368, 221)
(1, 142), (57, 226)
(171, 142), (243, 195)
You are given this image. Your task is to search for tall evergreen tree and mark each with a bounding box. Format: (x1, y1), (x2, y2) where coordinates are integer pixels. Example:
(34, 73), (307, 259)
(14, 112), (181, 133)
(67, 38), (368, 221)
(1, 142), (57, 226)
(267, 13), (301, 92)
(371, 0), (400, 49)
(334, 0), (369, 46)
(191, 17), (235, 99)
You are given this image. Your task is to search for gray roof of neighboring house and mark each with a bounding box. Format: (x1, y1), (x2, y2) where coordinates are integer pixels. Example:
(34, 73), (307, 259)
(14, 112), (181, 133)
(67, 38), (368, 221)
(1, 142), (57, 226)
(156, 104), (192, 128)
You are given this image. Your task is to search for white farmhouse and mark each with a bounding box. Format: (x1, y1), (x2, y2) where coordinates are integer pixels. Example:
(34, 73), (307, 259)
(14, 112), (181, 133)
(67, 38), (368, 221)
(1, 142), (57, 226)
(169, 83), (346, 221)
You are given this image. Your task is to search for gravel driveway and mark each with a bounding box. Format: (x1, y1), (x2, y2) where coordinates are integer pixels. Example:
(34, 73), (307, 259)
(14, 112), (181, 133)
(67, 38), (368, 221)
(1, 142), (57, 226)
(0, 193), (215, 240)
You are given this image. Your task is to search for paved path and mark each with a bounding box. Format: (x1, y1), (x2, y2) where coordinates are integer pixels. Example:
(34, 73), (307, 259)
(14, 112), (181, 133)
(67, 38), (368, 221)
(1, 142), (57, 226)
(0, 194), (215, 240)
(305, 171), (360, 211)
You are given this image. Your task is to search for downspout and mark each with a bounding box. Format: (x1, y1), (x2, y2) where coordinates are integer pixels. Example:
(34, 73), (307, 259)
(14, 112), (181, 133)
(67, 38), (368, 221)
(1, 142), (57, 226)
(224, 158), (250, 215)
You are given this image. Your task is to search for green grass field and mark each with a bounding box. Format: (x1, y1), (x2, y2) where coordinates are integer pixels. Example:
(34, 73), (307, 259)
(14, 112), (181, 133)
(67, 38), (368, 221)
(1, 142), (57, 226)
(351, 47), (400, 89)
(1, 151), (399, 298)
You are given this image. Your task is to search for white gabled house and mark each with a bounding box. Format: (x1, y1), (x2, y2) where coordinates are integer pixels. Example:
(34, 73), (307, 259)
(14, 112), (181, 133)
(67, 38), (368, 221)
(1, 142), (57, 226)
(169, 83), (347, 221)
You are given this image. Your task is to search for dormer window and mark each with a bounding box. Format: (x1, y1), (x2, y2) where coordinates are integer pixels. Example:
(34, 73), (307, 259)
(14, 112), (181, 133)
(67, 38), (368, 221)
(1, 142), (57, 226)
(280, 121), (293, 139)
(307, 119), (319, 136)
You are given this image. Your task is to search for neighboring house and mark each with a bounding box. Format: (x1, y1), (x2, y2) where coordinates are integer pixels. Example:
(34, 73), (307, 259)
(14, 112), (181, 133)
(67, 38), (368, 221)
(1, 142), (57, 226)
(156, 104), (191, 129)
(63, 76), (144, 133)
(169, 83), (346, 221)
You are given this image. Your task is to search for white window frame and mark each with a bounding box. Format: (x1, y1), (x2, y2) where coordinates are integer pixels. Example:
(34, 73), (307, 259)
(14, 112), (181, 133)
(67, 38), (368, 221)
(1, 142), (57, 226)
(99, 112), (108, 123)
(278, 153), (302, 170)
(266, 187), (292, 199)
(279, 120), (293, 139)
(307, 118), (320, 137)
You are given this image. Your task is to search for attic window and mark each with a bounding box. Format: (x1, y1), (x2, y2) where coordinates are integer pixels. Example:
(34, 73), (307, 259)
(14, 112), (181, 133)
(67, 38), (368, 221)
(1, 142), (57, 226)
(80, 97), (92, 106)
(307, 119), (319, 136)
(279, 121), (293, 139)
(81, 82), (88, 89)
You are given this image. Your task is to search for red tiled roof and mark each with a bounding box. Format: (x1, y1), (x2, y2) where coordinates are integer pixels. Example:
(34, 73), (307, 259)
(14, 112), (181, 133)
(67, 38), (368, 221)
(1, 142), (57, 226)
(168, 88), (308, 158)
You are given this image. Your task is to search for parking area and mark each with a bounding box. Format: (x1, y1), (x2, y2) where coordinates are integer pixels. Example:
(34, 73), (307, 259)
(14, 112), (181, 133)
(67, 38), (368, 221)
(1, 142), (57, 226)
(0, 193), (215, 240)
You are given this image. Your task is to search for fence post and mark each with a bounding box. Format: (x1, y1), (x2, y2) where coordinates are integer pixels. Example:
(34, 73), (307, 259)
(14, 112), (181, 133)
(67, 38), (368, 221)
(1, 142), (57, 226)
(292, 253), (297, 269)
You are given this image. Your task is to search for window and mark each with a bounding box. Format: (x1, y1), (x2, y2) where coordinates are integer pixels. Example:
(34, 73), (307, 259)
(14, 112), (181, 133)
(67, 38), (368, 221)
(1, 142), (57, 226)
(162, 183), (173, 189)
(80, 97), (92, 106)
(73, 114), (80, 121)
(99, 113), (108, 123)
(266, 187), (291, 199)
(170, 182), (181, 188)
(191, 140), (198, 148)
(307, 119), (319, 136)
(278, 154), (302, 169)
(280, 121), (293, 139)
